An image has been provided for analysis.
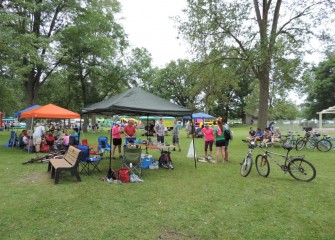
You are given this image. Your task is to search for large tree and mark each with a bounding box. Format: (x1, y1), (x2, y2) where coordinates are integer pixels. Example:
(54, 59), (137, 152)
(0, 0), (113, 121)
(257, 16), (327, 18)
(0, 0), (127, 110)
(178, 0), (335, 128)
(57, 0), (127, 109)
(1, 0), (79, 107)
(303, 52), (335, 119)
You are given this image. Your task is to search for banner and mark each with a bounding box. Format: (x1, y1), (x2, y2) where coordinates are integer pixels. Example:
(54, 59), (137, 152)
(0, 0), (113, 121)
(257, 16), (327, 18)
(187, 140), (196, 158)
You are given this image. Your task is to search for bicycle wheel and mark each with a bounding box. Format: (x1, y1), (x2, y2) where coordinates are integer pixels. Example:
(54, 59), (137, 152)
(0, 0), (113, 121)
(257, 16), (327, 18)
(293, 137), (302, 147)
(240, 156), (253, 177)
(306, 139), (316, 150)
(317, 139), (332, 152)
(295, 139), (306, 151)
(255, 154), (270, 177)
(288, 158), (316, 182)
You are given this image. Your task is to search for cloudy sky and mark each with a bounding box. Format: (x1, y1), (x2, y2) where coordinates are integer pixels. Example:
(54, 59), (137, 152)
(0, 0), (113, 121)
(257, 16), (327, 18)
(120, 0), (189, 67)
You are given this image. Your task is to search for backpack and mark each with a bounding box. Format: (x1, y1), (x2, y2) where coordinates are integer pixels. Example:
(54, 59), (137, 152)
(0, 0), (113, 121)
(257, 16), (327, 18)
(118, 168), (130, 183)
(224, 129), (233, 141)
(159, 151), (174, 169)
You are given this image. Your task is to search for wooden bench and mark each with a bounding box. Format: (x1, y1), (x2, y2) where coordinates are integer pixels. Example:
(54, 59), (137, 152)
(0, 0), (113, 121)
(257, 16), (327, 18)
(47, 146), (83, 184)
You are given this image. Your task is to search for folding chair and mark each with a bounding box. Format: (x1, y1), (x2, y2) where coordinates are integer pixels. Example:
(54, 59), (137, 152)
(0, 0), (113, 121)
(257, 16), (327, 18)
(122, 147), (142, 177)
(82, 139), (88, 146)
(77, 145), (102, 175)
(4, 131), (17, 147)
(123, 137), (136, 148)
(82, 139), (101, 156)
(98, 136), (111, 158)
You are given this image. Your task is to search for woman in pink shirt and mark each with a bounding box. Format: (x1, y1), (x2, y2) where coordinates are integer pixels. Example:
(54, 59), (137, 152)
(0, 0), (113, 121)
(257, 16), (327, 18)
(111, 121), (123, 159)
(201, 124), (215, 158)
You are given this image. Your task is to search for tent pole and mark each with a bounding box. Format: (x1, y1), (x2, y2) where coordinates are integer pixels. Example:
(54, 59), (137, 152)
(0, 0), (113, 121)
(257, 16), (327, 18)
(78, 113), (82, 144)
(146, 115), (149, 154)
(28, 118), (34, 153)
(109, 116), (112, 170)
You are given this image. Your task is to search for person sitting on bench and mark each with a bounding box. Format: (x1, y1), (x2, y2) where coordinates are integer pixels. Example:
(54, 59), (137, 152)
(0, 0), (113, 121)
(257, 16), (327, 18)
(271, 127), (282, 143)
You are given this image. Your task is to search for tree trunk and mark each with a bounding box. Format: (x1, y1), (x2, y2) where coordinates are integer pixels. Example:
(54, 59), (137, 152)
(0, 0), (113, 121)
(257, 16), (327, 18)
(24, 75), (39, 107)
(258, 69), (270, 129)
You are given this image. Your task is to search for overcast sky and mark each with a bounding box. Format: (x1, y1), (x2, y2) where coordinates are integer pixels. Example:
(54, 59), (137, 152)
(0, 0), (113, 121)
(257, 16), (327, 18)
(120, 0), (189, 67)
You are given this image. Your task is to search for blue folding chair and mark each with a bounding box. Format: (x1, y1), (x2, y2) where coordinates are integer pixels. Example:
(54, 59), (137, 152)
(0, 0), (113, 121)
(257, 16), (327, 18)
(3, 131), (17, 147)
(77, 145), (102, 175)
(123, 137), (136, 148)
(98, 136), (111, 158)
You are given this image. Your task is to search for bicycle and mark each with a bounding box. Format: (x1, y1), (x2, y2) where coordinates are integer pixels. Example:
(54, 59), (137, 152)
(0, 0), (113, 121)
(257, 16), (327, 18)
(295, 131), (332, 152)
(255, 144), (316, 182)
(281, 130), (301, 148)
(324, 135), (335, 150)
(240, 140), (258, 177)
(317, 134), (333, 152)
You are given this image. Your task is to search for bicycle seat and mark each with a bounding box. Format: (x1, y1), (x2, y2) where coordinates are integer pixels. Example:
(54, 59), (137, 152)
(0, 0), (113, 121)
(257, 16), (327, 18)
(282, 144), (293, 151)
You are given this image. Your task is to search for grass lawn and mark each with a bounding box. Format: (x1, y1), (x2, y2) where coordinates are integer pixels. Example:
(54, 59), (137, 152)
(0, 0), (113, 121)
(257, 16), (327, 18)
(0, 125), (335, 240)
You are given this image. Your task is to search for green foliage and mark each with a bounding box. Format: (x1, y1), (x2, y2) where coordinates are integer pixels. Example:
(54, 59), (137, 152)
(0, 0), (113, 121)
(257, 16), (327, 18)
(124, 47), (157, 89)
(0, 0), (130, 109)
(304, 53), (335, 119)
(152, 59), (197, 109)
(269, 99), (298, 120)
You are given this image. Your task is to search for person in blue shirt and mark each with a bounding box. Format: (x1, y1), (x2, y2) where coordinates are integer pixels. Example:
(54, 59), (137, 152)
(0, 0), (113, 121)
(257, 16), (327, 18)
(71, 128), (79, 145)
(172, 120), (182, 151)
(268, 122), (275, 134)
(254, 128), (263, 142)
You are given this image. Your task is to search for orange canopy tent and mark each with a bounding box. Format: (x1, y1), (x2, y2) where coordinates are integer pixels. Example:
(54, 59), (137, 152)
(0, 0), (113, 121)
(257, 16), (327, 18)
(20, 104), (80, 153)
(21, 104), (80, 119)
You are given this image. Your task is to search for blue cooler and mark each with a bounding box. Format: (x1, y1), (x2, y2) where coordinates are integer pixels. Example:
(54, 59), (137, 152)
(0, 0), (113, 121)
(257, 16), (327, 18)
(141, 154), (153, 169)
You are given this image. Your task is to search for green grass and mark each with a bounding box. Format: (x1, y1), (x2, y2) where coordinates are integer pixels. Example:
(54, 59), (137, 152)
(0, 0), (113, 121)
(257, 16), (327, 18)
(0, 126), (335, 239)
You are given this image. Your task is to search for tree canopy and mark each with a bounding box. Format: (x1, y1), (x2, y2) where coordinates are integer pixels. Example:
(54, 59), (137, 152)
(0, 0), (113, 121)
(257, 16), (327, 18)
(303, 52), (335, 119)
(177, 0), (335, 128)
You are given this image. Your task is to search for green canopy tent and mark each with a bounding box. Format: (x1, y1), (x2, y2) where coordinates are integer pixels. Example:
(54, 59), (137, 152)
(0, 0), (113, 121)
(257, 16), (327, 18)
(81, 87), (195, 169)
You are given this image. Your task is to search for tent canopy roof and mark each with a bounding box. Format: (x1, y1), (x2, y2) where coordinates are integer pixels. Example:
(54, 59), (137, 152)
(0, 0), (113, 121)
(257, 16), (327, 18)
(182, 112), (216, 120)
(20, 104), (80, 119)
(82, 87), (192, 116)
(13, 105), (41, 118)
(317, 106), (335, 114)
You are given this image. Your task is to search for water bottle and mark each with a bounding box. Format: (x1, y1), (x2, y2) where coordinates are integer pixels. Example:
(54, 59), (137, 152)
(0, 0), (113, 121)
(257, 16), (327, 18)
(130, 163), (133, 168)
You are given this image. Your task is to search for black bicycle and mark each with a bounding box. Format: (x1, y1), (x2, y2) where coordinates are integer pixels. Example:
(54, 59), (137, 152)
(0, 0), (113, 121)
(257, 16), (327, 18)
(255, 144), (316, 182)
(295, 131), (332, 152)
(281, 130), (301, 148)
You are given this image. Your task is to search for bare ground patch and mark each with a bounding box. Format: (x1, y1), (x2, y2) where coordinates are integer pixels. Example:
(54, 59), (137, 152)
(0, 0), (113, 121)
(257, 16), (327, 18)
(157, 229), (200, 240)
(18, 172), (48, 184)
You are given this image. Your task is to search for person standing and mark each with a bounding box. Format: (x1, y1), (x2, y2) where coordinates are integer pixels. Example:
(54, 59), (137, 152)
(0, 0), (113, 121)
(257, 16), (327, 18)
(33, 123), (46, 152)
(111, 121), (122, 159)
(201, 123), (214, 159)
(155, 118), (165, 144)
(214, 118), (225, 164)
(185, 120), (191, 138)
(222, 119), (230, 162)
(172, 120), (182, 151)
(71, 128), (79, 145)
(124, 119), (136, 138)
(268, 121), (275, 134)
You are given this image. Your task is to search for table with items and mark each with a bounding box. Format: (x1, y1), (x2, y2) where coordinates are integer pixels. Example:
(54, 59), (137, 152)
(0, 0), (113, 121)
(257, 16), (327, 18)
(125, 139), (175, 169)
